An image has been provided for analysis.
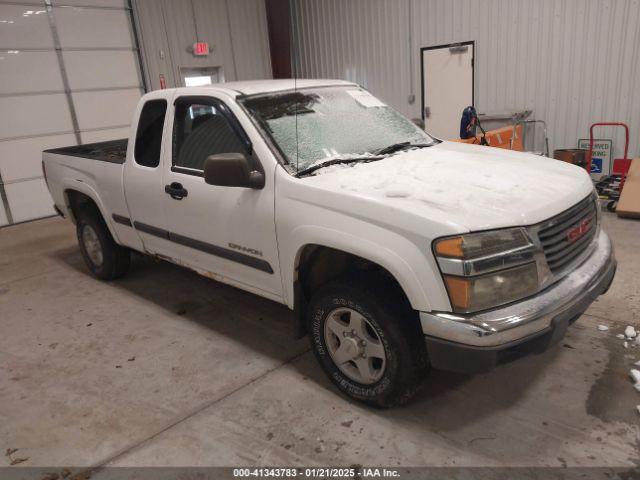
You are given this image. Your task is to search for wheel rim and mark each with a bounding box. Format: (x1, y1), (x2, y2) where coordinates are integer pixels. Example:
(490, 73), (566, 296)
(323, 307), (386, 385)
(81, 224), (103, 267)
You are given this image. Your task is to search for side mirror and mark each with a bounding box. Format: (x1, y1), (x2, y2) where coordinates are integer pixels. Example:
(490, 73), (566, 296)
(203, 153), (265, 189)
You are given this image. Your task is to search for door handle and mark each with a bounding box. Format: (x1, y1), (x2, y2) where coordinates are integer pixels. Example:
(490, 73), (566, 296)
(165, 182), (188, 200)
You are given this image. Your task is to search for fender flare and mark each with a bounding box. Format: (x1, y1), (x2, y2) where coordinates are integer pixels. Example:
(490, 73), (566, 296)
(286, 224), (433, 312)
(61, 179), (122, 244)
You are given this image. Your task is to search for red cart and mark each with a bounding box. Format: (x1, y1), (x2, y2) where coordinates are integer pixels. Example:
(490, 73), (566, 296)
(588, 122), (631, 212)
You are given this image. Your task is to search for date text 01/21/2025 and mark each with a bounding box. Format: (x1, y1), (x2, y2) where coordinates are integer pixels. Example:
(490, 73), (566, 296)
(232, 467), (401, 478)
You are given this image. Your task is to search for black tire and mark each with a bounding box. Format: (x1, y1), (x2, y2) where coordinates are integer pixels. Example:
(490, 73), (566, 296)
(76, 211), (130, 281)
(307, 275), (429, 407)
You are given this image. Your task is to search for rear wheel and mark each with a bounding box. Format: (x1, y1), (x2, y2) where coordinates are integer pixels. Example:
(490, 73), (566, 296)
(307, 276), (428, 407)
(77, 212), (130, 280)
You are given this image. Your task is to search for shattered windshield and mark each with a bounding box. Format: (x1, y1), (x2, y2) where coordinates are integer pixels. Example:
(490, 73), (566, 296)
(240, 86), (435, 173)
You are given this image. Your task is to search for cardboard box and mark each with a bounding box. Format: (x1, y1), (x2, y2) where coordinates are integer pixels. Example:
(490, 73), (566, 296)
(617, 158), (640, 218)
(554, 149), (587, 167)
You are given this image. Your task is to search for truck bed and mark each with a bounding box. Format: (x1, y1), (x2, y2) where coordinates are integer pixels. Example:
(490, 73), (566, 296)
(44, 139), (128, 164)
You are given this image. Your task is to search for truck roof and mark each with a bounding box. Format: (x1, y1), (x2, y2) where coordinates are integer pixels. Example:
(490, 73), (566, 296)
(169, 79), (357, 97)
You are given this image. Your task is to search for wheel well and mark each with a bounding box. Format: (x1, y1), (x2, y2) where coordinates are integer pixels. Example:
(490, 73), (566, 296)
(293, 245), (412, 338)
(65, 190), (101, 223)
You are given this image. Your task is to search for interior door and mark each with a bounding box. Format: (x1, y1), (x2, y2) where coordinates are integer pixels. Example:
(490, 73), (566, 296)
(421, 42), (474, 139)
(160, 94), (283, 300)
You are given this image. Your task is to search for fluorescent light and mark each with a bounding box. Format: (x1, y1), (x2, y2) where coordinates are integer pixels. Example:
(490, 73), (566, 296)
(184, 75), (212, 87)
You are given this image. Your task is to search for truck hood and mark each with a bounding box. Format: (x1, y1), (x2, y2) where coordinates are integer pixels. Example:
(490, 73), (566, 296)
(300, 141), (594, 233)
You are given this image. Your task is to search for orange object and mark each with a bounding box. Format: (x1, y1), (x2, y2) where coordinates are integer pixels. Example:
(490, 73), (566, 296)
(434, 236), (464, 258)
(451, 124), (523, 151)
(443, 275), (471, 310)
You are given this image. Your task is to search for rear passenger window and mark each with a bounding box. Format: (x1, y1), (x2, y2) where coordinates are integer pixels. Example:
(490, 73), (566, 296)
(173, 100), (246, 171)
(134, 99), (167, 168)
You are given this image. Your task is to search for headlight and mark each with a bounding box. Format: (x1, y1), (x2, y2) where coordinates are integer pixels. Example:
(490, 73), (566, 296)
(443, 263), (539, 313)
(433, 229), (540, 313)
(434, 228), (531, 259)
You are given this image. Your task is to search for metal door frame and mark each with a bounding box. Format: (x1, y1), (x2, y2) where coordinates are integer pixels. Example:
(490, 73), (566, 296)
(420, 40), (475, 121)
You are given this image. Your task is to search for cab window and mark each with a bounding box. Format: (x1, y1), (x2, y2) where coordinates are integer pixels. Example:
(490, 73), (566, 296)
(172, 99), (247, 171)
(134, 99), (167, 168)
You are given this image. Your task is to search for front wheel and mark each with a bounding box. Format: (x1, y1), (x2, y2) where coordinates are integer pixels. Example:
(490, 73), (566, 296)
(307, 276), (428, 407)
(77, 212), (130, 280)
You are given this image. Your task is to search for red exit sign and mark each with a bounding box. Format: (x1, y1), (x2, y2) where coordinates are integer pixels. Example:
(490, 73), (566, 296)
(193, 42), (209, 56)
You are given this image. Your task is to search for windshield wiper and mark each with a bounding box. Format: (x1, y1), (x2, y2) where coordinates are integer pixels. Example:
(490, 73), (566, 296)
(296, 156), (383, 178)
(373, 141), (435, 156)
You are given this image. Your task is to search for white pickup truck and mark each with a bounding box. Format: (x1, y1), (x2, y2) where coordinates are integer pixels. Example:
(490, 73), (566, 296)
(43, 79), (616, 407)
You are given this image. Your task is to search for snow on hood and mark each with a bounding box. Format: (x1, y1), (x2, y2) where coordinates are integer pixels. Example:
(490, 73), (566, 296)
(302, 141), (594, 232)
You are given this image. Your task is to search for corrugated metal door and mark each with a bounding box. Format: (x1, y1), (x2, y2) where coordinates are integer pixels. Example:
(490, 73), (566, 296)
(0, 0), (145, 226)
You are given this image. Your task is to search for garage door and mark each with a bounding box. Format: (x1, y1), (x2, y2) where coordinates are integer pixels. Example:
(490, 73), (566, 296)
(0, 0), (145, 226)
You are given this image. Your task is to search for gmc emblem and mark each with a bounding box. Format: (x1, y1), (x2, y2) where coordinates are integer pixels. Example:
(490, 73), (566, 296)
(567, 218), (591, 243)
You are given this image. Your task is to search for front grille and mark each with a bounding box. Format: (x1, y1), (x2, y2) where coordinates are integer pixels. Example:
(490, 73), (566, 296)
(537, 195), (598, 274)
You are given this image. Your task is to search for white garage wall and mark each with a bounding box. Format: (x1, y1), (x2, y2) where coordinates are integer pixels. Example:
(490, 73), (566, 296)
(292, 0), (640, 161)
(0, 0), (271, 227)
(132, 0), (272, 91)
(0, 0), (144, 226)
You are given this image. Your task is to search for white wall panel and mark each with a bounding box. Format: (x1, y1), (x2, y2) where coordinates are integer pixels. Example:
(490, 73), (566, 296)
(163, 0), (232, 78)
(53, 6), (134, 48)
(0, 0), (144, 225)
(226, 0), (272, 80)
(0, 133), (76, 183)
(80, 126), (130, 144)
(53, 0), (126, 6)
(0, 51), (64, 94)
(63, 50), (141, 90)
(71, 88), (141, 130)
(293, 0), (640, 160)
(132, 0), (272, 90)
(0, 94), (73, 139)
(293, 0), (411, 121)
(0, 3), (53, 48)
(5, 178), (55, 223)
(0, 200), (7, 227)
(131, 0), (176, 89)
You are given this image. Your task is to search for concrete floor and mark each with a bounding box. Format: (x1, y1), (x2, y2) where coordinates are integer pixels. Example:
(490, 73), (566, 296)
(0, 213), (639, 473)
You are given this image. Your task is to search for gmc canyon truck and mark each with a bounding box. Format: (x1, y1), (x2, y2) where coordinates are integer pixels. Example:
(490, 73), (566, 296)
(43, 80), (616, 407)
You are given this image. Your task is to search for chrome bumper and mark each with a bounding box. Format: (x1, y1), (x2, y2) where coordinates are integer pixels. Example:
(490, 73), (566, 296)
(420, 230), (616, 347)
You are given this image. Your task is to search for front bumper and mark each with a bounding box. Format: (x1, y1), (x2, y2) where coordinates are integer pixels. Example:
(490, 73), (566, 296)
(420, 230), (616, 373)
